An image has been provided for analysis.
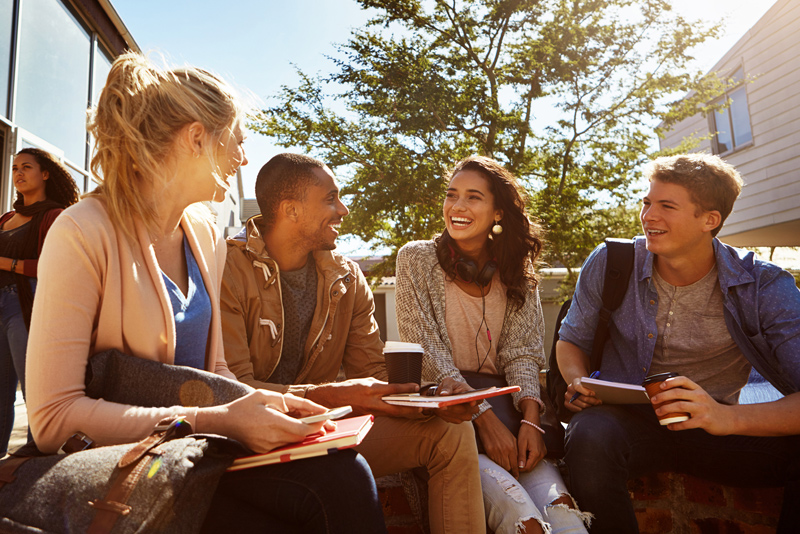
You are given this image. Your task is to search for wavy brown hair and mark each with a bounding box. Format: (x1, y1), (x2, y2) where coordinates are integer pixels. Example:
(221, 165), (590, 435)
(15, 148), (80, 208)
(435, 155), (544, 309)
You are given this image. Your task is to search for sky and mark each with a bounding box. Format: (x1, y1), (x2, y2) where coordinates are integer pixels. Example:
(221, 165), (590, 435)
(111, 0), (777, 253)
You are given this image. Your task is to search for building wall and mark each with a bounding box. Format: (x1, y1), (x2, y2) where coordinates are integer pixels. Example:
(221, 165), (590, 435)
(0, 0), (238, 237)
(659, 0), (800, 246)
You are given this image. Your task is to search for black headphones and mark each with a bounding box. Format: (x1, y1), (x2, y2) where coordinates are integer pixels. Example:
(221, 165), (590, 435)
(450, 245), (497, 287)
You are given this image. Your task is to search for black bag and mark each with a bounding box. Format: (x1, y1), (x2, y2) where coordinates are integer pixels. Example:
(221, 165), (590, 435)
(0, 350), (251, 534)
(461, 371), (566, 459)
(545, 238), (635, 423)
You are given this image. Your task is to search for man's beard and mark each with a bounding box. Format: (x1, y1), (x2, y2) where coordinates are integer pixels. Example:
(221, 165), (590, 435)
(298, 227), (337, 252)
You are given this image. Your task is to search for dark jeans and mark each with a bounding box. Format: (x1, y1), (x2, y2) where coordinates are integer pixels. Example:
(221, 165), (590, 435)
(0, 282), (34, 456)
(201, 449), (387, 534)
(564, 404), (799, 534)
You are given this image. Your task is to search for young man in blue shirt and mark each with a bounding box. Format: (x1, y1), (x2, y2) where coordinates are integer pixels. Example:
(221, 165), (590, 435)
(556, 154), (800, 533)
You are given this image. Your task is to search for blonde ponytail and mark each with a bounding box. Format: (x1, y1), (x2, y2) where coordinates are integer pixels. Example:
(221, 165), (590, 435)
(87, 52), (241, 239)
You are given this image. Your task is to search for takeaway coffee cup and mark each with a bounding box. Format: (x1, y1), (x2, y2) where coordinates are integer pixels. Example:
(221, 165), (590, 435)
(383, 341), (424, 385)
(642, 372), (690, 425)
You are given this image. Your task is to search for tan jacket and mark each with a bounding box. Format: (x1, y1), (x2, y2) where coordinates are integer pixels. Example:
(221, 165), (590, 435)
(221, 216), (386, 396)
(26, 198), (232, 453)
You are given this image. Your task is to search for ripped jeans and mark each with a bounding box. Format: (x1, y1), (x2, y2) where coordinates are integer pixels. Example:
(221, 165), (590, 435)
(479, 454), (590, 534)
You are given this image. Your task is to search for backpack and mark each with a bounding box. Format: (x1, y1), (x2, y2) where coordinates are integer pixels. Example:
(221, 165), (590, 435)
(545, 238), (635, 423)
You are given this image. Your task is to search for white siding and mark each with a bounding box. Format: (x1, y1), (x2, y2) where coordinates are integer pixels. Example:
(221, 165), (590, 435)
(659, 0), (800, 246)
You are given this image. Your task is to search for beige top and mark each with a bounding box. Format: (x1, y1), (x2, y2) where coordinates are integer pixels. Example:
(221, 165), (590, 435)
(26, 198), (233, 453)
(648, 265), (751, 405)
(445, 273), (507, 374)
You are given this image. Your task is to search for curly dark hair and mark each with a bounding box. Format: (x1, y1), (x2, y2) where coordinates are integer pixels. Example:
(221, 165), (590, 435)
(435, 155), (544, 310)
(16, 148), (80, 208)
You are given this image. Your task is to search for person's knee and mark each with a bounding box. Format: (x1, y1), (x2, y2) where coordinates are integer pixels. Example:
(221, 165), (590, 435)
(565, 408), (628, 459)
(433, 418), (478, 461)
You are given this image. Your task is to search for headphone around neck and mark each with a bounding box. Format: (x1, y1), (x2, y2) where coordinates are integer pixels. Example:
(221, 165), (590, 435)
(449, 244), (497, 287)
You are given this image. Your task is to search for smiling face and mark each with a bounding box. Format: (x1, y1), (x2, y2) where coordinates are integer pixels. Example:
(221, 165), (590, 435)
(12, 153), (48, 202)
(210, 121), (248, 201)
(443, 169), (502, 252)
(295, 166), (349, 252)
(640, 179), (719, 261)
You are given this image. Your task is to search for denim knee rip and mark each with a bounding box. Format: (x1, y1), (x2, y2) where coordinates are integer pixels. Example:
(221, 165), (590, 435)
(483, 468), (552, 534)
(545, 494), (594, 529)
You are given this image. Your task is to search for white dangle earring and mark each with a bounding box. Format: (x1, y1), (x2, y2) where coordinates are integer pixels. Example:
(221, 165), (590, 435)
(492, 219), (503, 235)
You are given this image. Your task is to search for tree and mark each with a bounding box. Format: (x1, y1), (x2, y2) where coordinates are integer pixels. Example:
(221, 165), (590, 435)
(252, 0), (729, 285)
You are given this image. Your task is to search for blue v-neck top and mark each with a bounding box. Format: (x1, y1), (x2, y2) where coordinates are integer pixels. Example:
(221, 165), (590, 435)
(161, 236), (211, 370)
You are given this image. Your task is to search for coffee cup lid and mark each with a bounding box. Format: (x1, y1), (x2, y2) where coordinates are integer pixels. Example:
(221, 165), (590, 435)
(383, 341), (424, 353)
(642, 372), (680, 386)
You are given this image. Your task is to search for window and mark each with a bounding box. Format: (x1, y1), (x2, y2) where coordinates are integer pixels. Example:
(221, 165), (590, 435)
(15, 0), (91, 167)
(0, 0), (13, 117)
(709, 68), (752, 155)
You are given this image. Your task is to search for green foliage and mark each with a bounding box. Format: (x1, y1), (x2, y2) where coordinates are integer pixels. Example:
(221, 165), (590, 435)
(251, 0), (730, 279)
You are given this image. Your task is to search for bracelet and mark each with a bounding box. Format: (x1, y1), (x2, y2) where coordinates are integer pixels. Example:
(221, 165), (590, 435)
(521, 419), (545, 434)
(10, 259), (17, 273)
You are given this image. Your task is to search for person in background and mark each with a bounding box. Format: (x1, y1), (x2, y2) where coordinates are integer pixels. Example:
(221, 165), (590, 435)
(0, 148), (79, 457)
(396, 155), (590, 534)
(25, 53), (386, 533)
(557, 154), (800, 533)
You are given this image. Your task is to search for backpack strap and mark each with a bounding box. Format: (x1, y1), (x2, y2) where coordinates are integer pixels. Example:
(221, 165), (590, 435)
(588, 238), (635, 371)
(87, 416), (193, 534)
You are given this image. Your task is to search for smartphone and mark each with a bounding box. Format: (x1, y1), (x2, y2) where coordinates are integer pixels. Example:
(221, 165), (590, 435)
(299, 405), (353, 424)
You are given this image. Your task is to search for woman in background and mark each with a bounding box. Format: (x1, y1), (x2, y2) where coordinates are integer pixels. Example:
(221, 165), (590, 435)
(25, 52), (385, 533)
(396, 156), (590, 534)
(0, 148), (79, 456)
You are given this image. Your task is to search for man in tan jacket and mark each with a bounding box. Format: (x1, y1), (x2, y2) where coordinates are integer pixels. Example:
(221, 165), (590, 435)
(221, 153), (486, 534)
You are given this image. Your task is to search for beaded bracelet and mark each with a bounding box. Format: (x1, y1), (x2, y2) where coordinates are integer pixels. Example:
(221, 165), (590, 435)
(521, 419), (545, 434)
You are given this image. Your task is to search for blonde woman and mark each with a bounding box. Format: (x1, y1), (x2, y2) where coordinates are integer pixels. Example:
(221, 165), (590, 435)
(25, 53), (385, 533)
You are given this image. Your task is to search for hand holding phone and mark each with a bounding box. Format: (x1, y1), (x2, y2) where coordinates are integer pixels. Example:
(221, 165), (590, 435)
(299, 405), (352, 424)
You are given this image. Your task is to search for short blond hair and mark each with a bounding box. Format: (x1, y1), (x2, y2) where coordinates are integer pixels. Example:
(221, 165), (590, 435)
(87, 52), (242, 238)
(644, 154), (743, 236)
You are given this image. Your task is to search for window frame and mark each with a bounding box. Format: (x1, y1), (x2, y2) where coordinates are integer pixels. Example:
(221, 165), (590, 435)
(708, 66), (754, 156)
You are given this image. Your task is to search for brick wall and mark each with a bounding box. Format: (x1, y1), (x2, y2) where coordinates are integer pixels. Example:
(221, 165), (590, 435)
(630, 471), (783, 533)
(379, 471), (784, 533)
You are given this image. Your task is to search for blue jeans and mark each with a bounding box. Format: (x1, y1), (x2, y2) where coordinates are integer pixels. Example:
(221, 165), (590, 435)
(564, 404), (799, 534)
(201, 449), (387, 533)
(0, 282), (33, 456)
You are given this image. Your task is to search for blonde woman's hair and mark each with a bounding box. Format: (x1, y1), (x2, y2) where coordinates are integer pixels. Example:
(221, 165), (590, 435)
(87, 52), (242, 238)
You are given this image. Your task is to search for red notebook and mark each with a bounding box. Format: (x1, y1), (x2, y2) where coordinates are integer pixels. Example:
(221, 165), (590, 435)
(382, 385), (520, 408)
(227, 414), (374, 471)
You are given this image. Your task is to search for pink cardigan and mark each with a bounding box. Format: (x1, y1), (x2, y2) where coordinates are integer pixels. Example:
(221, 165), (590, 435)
(26, 198), (234, 453)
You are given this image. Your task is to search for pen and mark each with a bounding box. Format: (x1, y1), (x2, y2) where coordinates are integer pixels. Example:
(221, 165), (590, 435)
(570, 370), (601, 403)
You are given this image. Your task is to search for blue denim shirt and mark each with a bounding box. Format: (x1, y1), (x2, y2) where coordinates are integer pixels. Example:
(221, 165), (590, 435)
(559, 237), (800, 395)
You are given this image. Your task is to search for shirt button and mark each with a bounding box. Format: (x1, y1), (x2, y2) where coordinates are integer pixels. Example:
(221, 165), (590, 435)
(649, 300), (655, 305)
(642, 367), (646, 371)
(648, 333), (654, 339)
(669, 311), (673, 316)
(666, 323), (671, 327)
